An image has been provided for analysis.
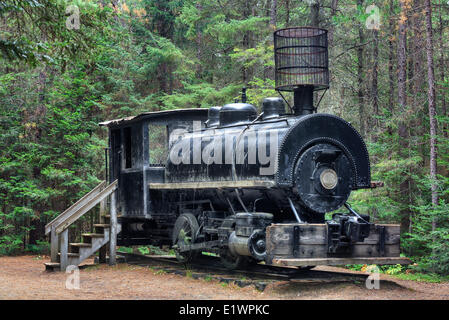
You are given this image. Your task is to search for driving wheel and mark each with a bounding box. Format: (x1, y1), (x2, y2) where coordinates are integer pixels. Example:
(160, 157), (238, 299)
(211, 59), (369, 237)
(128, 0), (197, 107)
(219, 249), (249, 270)
(172, 213), (199, 263)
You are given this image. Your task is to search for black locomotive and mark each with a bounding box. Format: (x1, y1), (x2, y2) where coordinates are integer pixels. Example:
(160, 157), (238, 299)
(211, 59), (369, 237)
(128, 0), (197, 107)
(99, 27), (408, 269)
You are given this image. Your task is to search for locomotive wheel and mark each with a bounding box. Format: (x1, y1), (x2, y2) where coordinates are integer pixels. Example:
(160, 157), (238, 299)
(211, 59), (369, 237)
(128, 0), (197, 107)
(172, 213), (200, 264)
(219, 249), (249, 270)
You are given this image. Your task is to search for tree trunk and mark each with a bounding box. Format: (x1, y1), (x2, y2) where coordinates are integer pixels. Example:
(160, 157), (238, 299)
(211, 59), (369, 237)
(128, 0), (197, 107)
(310, 1), (320, 27)
(412, 0), (424, 108)
(196, 2), (203, 78)
(328, 0), (338, 47)
(407, 14), (414, 96)
(388, 0), (395, 113)
(270, 0), (277, 28)
(242, 0), (252, 83)
(398, 0), (410, 234)
(310, 1), (320, 105)
(328, 0), (339, 105)
(398, 0), (408, 111)
(357, 0), (365, 137)
(372, 29), (379, 128)
(424, 0), (439, 220)
(438, 4), (447, 138)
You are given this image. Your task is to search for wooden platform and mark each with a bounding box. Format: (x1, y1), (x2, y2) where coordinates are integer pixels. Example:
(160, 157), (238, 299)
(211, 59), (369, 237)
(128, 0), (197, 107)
(267, 223), (402, 258)
(266, 223), (410, 267)
(272, 257), (412, 267)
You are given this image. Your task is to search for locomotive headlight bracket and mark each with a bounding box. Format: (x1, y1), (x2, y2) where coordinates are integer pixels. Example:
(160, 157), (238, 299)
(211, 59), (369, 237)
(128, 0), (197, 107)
(311, 148), (341, 194)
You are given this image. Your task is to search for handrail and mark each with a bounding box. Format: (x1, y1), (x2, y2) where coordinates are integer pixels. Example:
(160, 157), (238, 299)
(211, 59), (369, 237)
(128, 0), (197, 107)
(54, 180), (118, 234)
(45, 180), (107, 235)
(45, 180), (113, 235)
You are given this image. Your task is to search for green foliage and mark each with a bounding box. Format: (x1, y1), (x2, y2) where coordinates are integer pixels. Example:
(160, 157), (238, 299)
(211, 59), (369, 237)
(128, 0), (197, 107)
(117, 247), (133, 254)
(393, 272), (449, 283)
(383, 264), (403, 275)
(407, 200), (449, 275)
(203, 275), (213, 282)
(26, 240), (49, 254)
(345, 263), (449, 282)
(138, 246), (150, 255)
(345, 264), (364, 271)
(0, 0), (113, 67)
(0, 234), (23, 255)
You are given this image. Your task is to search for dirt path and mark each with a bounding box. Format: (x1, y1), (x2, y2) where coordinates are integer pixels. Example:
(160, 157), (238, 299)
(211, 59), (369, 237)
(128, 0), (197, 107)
(0, 256), (447, 300)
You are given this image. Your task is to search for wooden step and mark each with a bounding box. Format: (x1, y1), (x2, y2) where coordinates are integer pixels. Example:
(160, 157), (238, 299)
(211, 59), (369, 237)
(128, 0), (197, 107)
(58, 252), (80, 257)
(102, 214), (122, 218)
(56, 252), (79, 263)
(44, 262), (60, 271)
(94, 224), (110, 233)
(94, 224), (110, 228)
(70, 243), (91, 247)
(82, 233), (105, 244)
(69, 242), (91, 254)
(82, 233), (105, 238)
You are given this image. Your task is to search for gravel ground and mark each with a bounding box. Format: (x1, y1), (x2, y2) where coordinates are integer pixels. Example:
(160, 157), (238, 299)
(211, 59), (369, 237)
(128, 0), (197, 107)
(0, 255), (448, 300)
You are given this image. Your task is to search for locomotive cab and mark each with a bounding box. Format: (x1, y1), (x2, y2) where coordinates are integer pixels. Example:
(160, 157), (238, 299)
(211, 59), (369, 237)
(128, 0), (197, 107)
(100, 109), (209, 245)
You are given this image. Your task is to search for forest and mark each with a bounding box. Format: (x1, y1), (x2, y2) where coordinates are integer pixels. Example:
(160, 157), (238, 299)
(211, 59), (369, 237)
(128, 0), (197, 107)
(0, 0), (448, 275)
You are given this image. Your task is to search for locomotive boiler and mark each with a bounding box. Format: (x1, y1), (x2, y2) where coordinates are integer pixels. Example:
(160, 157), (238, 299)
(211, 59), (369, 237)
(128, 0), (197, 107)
(99, 27), (409, 269)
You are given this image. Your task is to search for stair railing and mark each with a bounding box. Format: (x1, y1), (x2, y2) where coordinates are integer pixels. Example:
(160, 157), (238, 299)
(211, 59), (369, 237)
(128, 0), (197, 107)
(45, 180), (118, 270)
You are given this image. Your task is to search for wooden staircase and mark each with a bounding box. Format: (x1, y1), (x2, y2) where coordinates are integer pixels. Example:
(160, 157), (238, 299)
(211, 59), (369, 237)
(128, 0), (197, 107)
(44, 180), (119, 271)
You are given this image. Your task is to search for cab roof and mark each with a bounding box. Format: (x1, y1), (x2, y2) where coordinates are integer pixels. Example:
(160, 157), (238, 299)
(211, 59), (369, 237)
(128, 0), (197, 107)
(99, 108), (209, 127)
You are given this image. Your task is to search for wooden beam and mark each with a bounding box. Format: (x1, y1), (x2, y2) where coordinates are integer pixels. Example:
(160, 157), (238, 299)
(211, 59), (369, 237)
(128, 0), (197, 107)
(99, 245), (107, 264)
(178, 240), (221, 252)
(109, 190), (117, 266)
(50, 226), (59, 263)
(271, 257), (412, 267)
(59, 229), (69, 271)
(99, 198), (106, 224)
(149, 180), (276, 190)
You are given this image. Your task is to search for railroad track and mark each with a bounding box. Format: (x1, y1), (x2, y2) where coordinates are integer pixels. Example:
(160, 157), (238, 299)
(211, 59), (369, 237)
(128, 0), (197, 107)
(117, 252), (372, 292)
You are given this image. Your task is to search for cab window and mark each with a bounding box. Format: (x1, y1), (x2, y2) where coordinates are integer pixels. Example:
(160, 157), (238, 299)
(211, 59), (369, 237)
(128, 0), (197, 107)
(148, 125), (168, 165)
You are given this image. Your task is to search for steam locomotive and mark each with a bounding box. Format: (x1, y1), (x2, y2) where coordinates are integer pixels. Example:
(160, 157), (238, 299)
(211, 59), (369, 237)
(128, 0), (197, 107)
(99, 27), (409, 269)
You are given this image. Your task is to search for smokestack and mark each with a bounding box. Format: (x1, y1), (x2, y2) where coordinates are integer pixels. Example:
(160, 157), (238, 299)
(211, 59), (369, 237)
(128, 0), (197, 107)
(274, 27), (329, 115)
